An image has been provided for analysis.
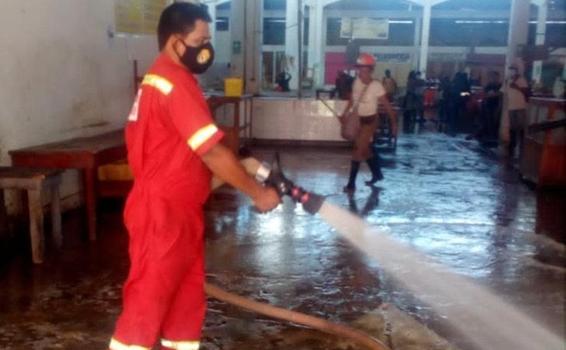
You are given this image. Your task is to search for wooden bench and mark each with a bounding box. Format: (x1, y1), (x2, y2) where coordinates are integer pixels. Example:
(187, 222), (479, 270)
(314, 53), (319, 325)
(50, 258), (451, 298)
(10, 130), (126, 241)
(0, 167), (62, 263)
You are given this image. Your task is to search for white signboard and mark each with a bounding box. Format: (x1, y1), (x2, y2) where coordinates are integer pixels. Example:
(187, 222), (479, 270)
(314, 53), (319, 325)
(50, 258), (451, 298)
(340, 17), (353, 38)
(429, 53), (467, 62)
(353, 18), (389, 40)
(341, 18), (389, 40)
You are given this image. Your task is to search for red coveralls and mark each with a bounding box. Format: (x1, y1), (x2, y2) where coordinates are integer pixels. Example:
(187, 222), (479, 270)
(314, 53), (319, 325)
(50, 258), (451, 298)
(110, 53), (224, 350)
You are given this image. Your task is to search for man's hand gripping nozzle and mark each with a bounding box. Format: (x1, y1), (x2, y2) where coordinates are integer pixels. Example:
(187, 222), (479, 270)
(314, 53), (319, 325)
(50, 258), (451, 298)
(262, 153), (325, 215)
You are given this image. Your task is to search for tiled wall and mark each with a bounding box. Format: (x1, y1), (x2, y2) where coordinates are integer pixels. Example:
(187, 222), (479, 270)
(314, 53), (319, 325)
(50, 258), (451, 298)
(252, 98), (348, 141)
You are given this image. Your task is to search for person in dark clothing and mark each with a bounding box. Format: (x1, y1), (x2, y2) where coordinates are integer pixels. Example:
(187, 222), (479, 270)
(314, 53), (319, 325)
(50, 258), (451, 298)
(335, 70), (354, 100)
(275, 71), (292, 92)
(403, 71), (419, 133)
(437, 76), (452, 133)
(482, 71), (502, 141)
(467, 71), (502, 141)
(414, 71), (426, 122)
(382, 69), (398, 102)
(447, 72), (471, 134)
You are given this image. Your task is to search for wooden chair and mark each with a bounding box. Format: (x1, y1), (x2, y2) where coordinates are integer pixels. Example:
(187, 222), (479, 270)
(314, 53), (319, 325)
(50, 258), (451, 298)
(0, 167), (62, 263)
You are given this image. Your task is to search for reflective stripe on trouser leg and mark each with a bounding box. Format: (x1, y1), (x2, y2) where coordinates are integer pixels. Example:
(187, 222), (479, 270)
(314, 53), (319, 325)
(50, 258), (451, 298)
(112, 202), (205, 347)
(161, 339), (200, 350)
(109, 338), (150, 350)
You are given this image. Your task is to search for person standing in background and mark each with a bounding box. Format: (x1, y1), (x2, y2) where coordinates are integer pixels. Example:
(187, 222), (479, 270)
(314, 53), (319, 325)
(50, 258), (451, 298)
(467, 71), (503, 141)
(448, 71), (471, 135)
(414, 72), (426, 122)
(437, 76), (452, 133)
(483, 71), (503, 141)
(505, 64), (529, 159)
(402, 71), (418, 132)
(275, 70), (292, 92)
(336, 70), (354, 100)
(382, 69), (398, 102)
(341, 53), (397, 192)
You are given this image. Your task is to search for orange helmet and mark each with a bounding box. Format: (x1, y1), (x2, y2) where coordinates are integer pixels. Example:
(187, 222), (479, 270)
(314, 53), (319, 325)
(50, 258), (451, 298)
(356, 53), (376, 67)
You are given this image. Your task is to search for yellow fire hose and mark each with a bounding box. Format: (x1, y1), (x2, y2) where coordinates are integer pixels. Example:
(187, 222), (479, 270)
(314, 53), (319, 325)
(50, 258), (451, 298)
(207, 159), (390, 350)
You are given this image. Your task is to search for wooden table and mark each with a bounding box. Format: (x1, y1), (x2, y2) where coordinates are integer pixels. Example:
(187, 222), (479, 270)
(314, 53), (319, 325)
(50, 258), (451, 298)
(10, 130), (126, 241)
(0, 167), (62, 263)
(82, 95), (254, 200)
(207, 94), (253, 153)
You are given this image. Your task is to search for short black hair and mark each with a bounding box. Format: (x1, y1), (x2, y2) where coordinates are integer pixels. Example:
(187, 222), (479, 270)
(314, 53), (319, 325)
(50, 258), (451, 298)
(157, 2), (212, 50)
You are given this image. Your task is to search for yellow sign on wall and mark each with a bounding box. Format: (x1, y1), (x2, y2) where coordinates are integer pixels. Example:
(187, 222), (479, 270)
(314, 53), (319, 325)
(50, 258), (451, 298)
(115, 0), (167, 34)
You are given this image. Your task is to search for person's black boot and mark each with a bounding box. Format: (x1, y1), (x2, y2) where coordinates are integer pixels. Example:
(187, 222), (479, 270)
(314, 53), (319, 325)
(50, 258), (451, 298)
(344, 161), (360, 192)
(365, 157), (384, 185)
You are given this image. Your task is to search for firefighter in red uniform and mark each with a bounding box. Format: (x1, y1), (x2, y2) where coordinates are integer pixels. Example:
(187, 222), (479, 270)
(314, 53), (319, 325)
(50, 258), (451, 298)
(109, 3), (280, 350)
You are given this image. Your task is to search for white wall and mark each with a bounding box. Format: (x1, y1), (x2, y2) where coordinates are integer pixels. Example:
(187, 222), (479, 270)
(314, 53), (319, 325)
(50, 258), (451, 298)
(215, 31), (232, 64)
(0, 0), (159, 210)
(252, 98), (347, 141)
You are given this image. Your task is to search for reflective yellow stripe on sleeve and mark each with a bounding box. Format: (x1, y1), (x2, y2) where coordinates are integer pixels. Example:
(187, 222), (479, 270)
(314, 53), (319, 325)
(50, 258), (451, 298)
(161, 339), (200, 350)
(109, 338), (150, 350)
(142, 74), (174, 95)
(187, 124), (219, 151)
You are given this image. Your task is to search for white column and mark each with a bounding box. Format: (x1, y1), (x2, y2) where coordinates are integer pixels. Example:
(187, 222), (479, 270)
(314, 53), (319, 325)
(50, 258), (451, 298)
(413, 16), (421, 70)
(285, 0), (300, 90)
(307, 2), (324, 87)
(244, 0), (263, 94)
(209, 3), (217, 46)
(505, 0), (530, 74)
(501, 0), (530, 143)
(532, 1), (548, 84)
(418, 4), (431, 77)
(230, 0), (245, 78)
(307, 5), (315, 84)
(320, 10), (328, 85)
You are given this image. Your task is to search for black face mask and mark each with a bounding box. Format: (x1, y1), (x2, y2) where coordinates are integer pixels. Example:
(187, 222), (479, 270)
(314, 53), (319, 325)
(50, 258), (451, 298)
(176, 40), (215, 74)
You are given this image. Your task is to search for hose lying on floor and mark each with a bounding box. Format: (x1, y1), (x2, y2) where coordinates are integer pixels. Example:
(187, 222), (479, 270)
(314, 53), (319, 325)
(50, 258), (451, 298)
(209, 157), (390, 350)
(205, 283), (389, 350)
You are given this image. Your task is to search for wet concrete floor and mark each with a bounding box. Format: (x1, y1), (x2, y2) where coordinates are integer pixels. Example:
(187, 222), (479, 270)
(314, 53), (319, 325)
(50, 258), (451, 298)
(0, 129), (564, 350)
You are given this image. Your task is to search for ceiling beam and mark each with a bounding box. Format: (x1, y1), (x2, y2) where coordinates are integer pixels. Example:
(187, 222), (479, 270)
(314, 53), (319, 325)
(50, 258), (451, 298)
(405, 0), (449, 7)
(321, 0), (341, 8)
(201, 0), (231, 6)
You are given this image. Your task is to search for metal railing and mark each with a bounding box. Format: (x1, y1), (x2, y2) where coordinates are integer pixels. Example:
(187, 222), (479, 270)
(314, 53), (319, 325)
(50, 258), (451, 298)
(528, 118), (566, 134)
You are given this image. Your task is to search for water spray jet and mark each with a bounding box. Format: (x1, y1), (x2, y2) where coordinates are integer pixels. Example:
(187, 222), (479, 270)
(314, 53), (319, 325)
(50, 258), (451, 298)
(206, 155), (387, 350)
(207, 154), (563, 350)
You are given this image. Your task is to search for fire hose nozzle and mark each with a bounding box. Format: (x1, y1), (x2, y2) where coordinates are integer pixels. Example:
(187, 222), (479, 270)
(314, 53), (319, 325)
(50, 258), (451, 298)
(264, 153), (325, 215)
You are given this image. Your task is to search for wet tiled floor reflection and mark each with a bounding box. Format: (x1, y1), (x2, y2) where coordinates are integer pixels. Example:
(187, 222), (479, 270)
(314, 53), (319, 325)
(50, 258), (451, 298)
(0, 133), (564, 349)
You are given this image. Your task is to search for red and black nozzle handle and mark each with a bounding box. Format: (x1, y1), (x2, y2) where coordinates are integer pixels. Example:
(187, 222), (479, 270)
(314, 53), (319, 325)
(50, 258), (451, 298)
(264, 153), (325, 215)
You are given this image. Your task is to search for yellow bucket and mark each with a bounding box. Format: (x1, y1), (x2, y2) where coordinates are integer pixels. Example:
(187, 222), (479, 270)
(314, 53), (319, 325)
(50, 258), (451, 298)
(224, 78), (243, 97)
